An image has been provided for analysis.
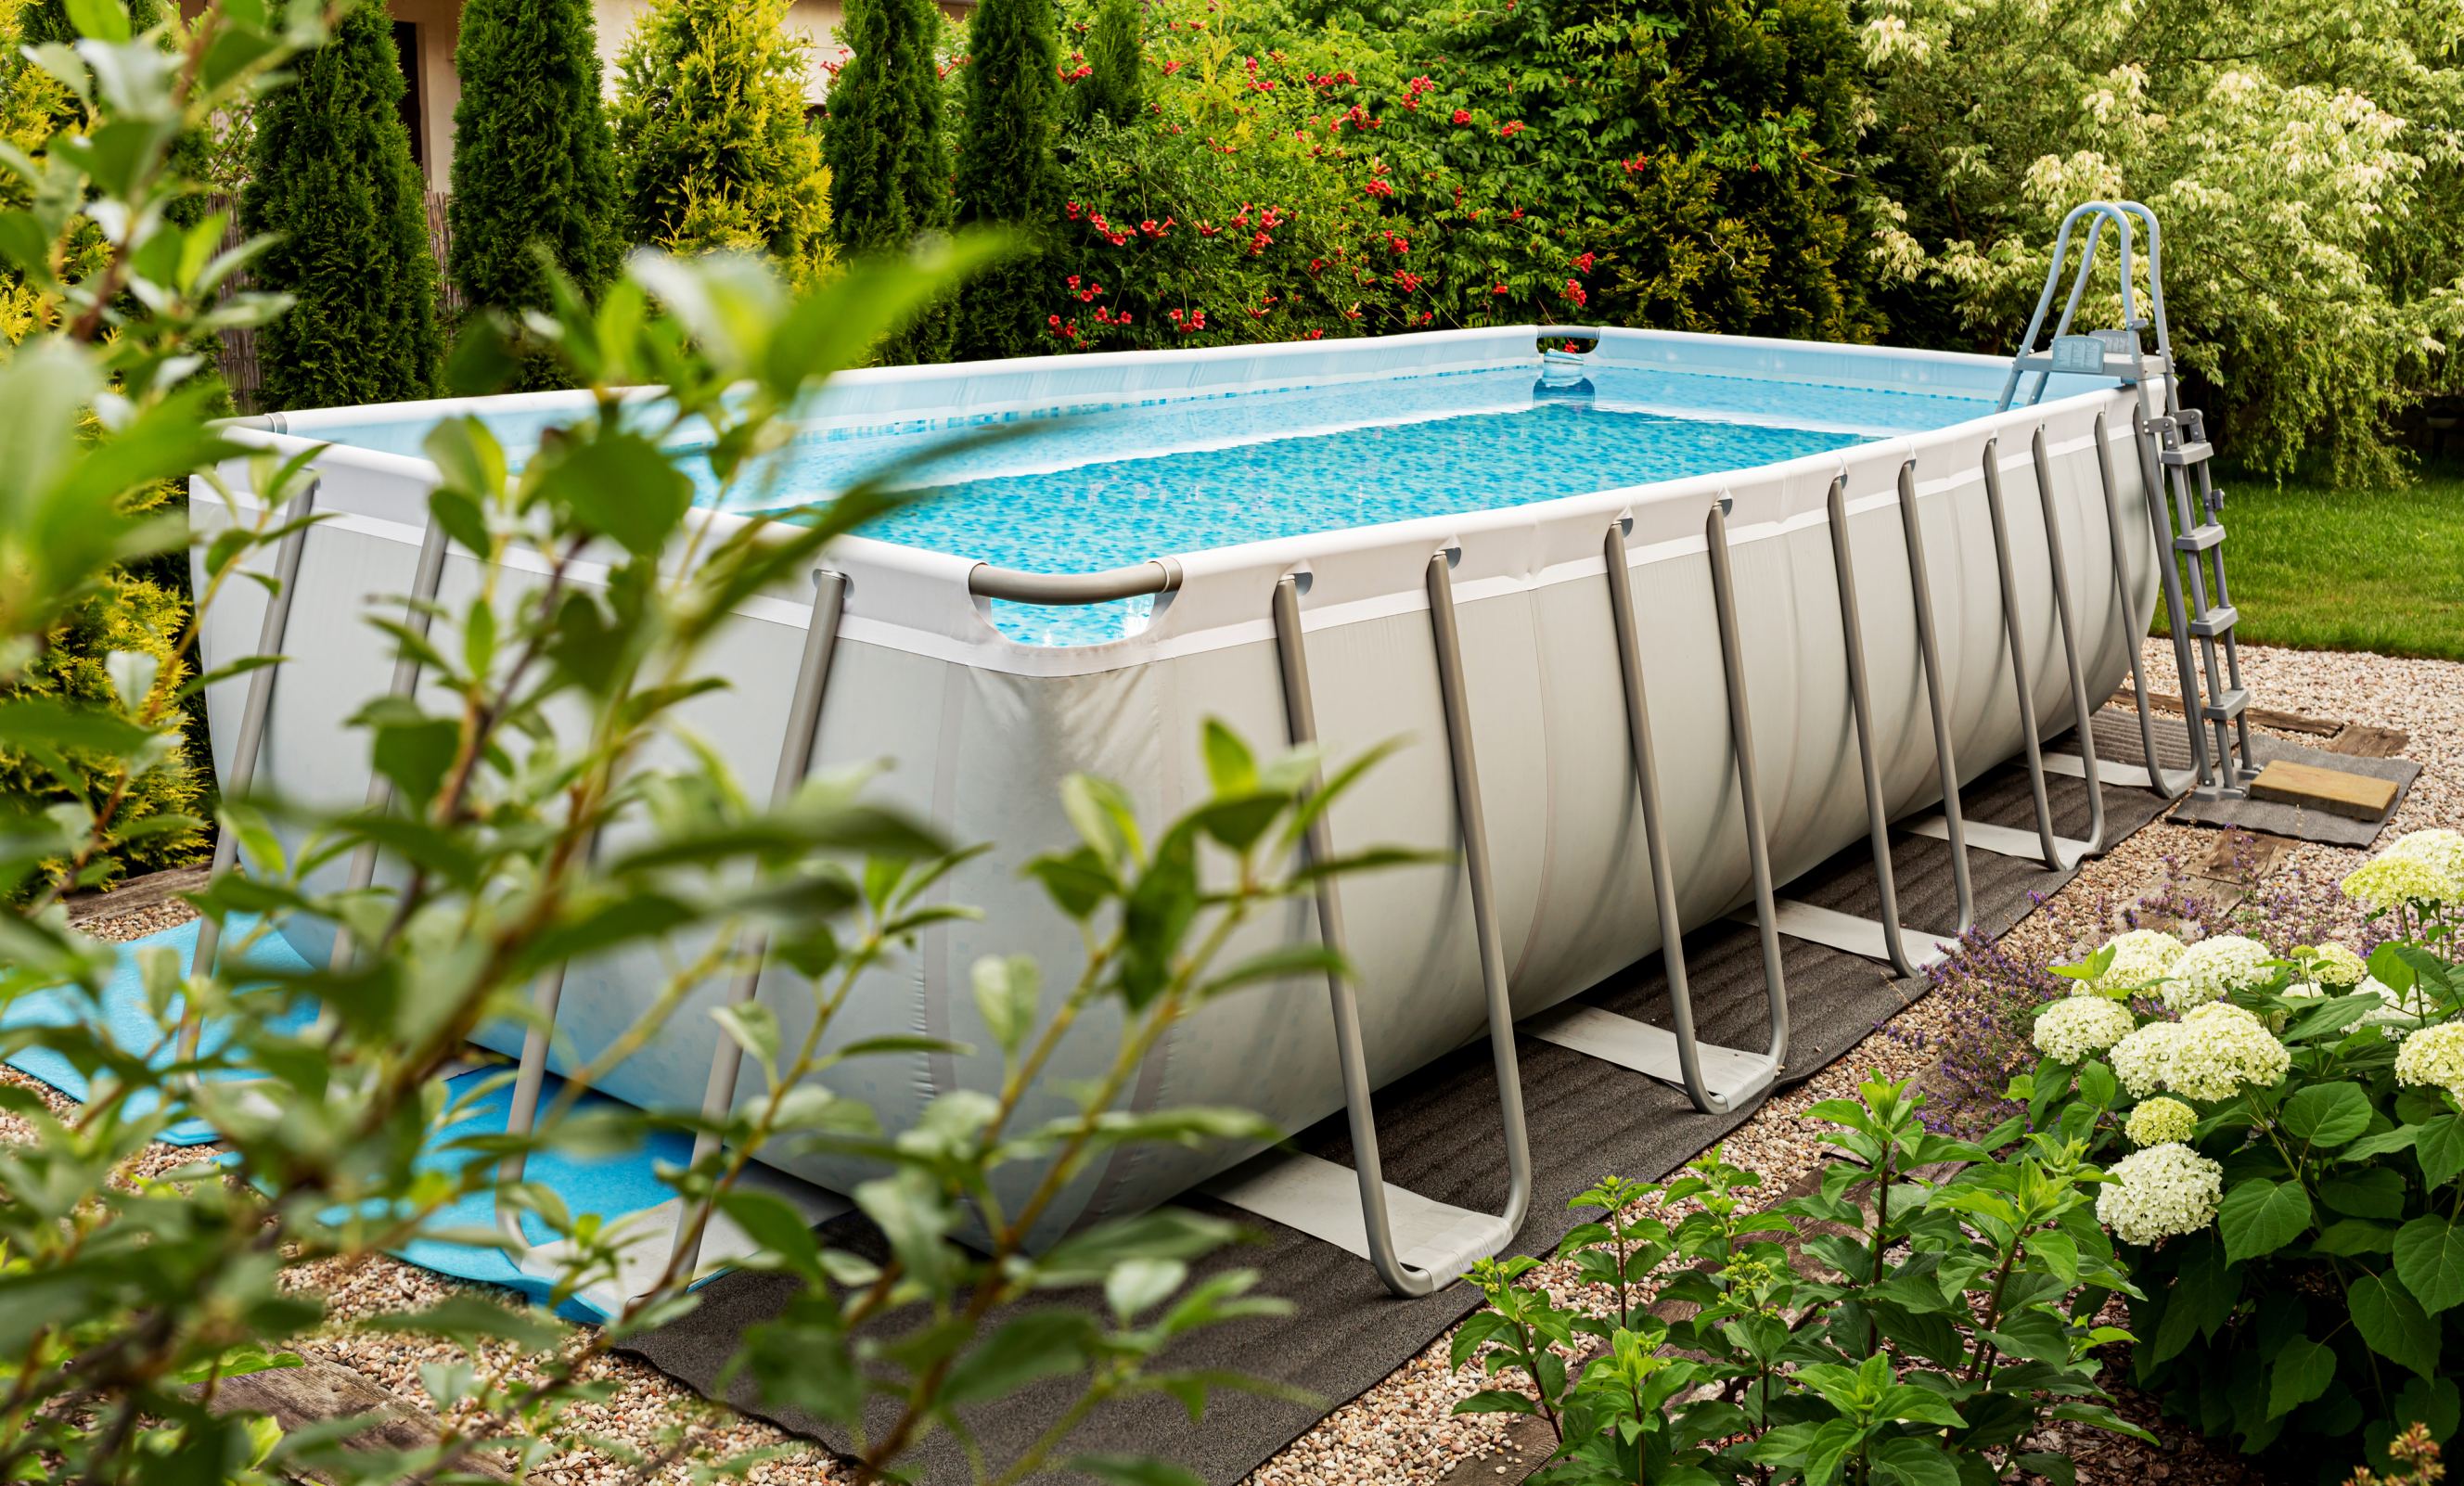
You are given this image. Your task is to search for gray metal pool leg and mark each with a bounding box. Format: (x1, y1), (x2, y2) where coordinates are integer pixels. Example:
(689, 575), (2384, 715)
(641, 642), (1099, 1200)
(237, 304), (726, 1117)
(495, 576), (860, 1287)
(186, 480), (319, 988)
(1206, 570), (1530, 1298)
(327, 517), (453, 976)
(2029, 428), (2110, 854)
(1977, 438), (2095, 870)
(1762, 478), (1957, 976)
(1891, 462), (1977, 934)
(656, 570), (854, 1295)
(2087, 413), (2192, 798)
(1523, 519), (1783, 1115)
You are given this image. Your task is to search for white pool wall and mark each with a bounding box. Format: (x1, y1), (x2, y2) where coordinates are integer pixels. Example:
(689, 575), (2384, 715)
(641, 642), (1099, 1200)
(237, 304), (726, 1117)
(194, 327), (2155, 1241)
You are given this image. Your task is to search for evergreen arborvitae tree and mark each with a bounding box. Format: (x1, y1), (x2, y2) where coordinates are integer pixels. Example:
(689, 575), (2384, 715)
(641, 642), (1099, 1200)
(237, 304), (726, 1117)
(240, 3), (442, 411)
(447, 0), (621, 382)
(1075, 0), (1142, 127)
(952, 0), (1060, 360)
(824, 0), (952, 362)
(610, 0), (830, 278)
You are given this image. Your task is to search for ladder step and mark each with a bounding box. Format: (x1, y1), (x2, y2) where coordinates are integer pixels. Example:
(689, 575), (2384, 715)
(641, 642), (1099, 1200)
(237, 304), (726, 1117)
(1201, 1150), (1516, 1285)
(2161, 440), (2214, 468)
(2202, 687), (2251, 723)
(2188, 605), (2239, 637)
(2174, 523), (2227, 553)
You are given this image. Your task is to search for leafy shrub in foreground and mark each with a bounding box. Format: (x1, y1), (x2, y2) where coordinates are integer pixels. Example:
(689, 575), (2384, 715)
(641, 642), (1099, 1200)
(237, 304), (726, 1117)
(1456, 1077), (2149, 1486)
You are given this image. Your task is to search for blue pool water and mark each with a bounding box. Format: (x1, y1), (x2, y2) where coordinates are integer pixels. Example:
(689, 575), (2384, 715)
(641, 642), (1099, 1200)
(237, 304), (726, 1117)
(707, 365), (1990, 646)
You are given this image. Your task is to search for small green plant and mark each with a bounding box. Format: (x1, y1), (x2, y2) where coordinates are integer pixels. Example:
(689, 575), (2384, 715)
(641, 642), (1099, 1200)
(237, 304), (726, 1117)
(2017, 830), (2464, 1473)
(1455, 1078), (2150, 1486)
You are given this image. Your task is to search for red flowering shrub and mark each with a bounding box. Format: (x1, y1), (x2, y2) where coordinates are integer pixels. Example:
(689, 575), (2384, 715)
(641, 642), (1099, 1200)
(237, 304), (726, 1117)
(1043, 0), (1878, 352)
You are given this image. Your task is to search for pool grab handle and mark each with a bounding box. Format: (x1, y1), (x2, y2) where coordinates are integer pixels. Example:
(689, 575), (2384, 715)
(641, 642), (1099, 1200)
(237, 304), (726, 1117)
(967, 557), (1182, 607)
(1270, 567), (1534, 1298)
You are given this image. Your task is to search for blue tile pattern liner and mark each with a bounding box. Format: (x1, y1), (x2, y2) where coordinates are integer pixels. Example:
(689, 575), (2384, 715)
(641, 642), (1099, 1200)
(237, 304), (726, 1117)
(310, 362), (1996, 648)
(2, 916), (691, 1322)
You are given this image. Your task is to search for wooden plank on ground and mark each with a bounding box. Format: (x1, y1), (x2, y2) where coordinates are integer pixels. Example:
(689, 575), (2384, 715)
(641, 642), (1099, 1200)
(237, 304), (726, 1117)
(63, 865), (208, 925)
(191, 1356), (510, 1483)
(2246, 760), (2400, 822)
(2326, 724), (2410, 759)
(2196, 829), (2299, 886)
(2109, 688), (2343, 737)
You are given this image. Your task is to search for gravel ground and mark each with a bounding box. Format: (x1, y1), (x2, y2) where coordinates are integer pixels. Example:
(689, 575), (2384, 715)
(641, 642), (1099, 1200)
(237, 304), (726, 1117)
(16, 637), (2456, 1486)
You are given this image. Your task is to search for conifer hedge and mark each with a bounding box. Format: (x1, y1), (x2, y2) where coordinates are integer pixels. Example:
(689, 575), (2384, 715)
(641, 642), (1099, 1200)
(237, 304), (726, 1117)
(1075, 0), (1142, 127)
(953, 0), (1062, 360)
(240, 4), (441, 411)
(611, 0), (830, 278)
(824, 0), (953, 362)
(447, 0), (622, 379)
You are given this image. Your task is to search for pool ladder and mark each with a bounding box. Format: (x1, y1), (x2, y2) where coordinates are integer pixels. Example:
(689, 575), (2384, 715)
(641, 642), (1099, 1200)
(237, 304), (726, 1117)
(1998, 200), (2253, 801)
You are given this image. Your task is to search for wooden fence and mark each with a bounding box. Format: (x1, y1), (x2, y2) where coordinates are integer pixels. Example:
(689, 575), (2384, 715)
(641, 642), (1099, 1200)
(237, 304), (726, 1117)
(214, 190), (459, 413)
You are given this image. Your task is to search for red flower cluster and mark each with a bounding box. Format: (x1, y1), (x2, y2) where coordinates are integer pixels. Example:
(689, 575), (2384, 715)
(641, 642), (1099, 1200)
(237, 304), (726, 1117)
(1400, 75), (1433, 110)
(1392, 270), (1423, 292)
(1363, 178), (1394, 199)
(1620, 153), (1651, 173)
(1500, 120), (1526, 137)
(1166, 306), (1209, 332)
(1561, 278), (1587, 307)
(1572, 251), (1595, 274)
(1451, 108), (1471, 125)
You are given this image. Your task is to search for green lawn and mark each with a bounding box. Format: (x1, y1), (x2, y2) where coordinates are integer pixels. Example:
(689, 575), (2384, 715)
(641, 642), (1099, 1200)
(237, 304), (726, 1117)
(2163, 463), (2464, 661)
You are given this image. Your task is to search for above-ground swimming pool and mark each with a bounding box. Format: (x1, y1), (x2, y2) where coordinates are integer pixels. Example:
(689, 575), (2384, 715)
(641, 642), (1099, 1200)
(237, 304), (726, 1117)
(198, 325), (2159, 1272)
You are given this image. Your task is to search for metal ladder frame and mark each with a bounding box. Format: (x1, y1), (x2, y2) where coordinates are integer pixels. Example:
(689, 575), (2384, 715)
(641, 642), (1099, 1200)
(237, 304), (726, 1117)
(1522, 499), (1789, 1115)
(1997, 199), (2248, 799)
(1207, 562), (1534, 1298)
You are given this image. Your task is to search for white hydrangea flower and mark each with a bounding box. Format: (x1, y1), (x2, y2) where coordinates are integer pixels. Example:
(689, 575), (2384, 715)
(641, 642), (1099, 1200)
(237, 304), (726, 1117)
(2357, 975), (2442, 1040)
(2124, 1096), (2198, 1147)
(2163, 1003), (2291, 1102)
(2097, 1142), (2224, 1246)
(2385, 829), (2464, 890)
(2088, 929), (2186, 995)
(2393, 1022), (2464, 1104)
(2109, 1020), (2183, 1098)
(2342, 854), (2460, 912)
(2034, 995), (2137, 1063)
(2163, 934), (2277, 1012)
(2298, 942), (2368, 989)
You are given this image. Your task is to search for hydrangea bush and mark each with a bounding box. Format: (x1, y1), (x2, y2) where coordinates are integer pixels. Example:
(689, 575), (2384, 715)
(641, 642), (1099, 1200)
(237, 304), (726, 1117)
(2016, 829), (2464, 1470)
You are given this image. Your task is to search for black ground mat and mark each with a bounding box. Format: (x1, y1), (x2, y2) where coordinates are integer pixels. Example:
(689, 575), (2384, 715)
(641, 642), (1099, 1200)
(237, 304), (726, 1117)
(2169, 734), (2419, 846)
(615, 725), (2181, 1485)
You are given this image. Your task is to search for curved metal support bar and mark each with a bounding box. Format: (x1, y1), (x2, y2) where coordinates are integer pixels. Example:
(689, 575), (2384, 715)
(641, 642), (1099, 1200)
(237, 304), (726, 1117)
(1702, 504), (1792, 1074)
(1422, 554), (1534, 1239)
(1978, 441), (2077, 870)
(658, 570), (850, 1294)
(494, 960), (571, 1258)
(967, 557), (1182, 607)
(1590, 522), (1777, 1112)
(2028, 429), (2108, 857)
(183, 480), (319, 1066)
(1822, 478), (1924, 977)
(1267, 572), (1525, 1296)
(328, 518), (453, 975)
(2089, 414), (2192, 797)
(1891, 462), (1976, 932)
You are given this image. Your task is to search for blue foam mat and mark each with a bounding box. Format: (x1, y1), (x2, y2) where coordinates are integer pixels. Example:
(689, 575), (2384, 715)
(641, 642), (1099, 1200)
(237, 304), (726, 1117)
(3, 915), (694, 1321)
